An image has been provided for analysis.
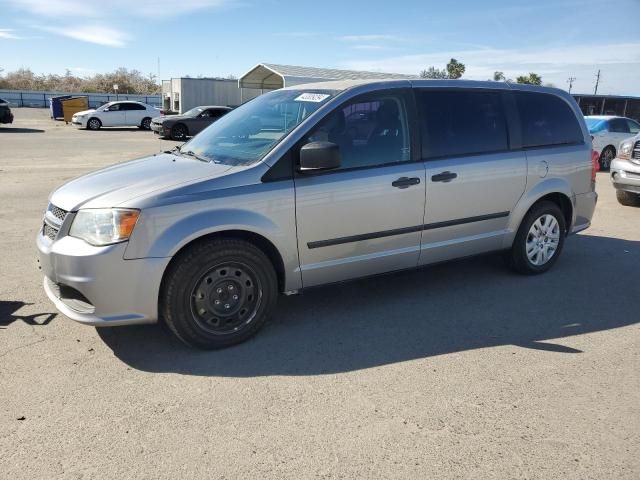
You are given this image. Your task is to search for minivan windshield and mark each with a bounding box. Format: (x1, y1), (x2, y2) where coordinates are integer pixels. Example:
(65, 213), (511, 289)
(180, 89), (337, 166)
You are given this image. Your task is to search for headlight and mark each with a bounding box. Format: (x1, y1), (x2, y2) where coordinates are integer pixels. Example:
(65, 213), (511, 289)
(618, 139), (634, 160)
(69, 208), (140, 246)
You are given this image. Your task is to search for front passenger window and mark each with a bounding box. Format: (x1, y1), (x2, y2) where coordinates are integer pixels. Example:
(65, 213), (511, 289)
(304, 93), (410, 170)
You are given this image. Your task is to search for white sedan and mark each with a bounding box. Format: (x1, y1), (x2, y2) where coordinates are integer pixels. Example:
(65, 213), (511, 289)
(585, 115), (640, 170)
(71, 101), (160, 131)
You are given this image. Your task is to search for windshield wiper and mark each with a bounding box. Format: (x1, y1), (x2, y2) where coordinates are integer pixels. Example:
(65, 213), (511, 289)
(164, 145), (181, 154)
(181, 149), (210, 162)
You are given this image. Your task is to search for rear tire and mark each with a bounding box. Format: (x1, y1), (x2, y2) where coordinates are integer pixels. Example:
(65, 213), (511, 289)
(87, 118), (101, 130)
(161, 239), (278, 349)
(616, 189), (640, 207)
(140, 117), (152, 130)
(170, 123), (188, 141)
(509, 201), (566, 275)
(599, 146), (615, 171)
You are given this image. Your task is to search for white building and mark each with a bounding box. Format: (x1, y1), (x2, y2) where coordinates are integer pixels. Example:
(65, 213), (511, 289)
(161, 77), (261, 114)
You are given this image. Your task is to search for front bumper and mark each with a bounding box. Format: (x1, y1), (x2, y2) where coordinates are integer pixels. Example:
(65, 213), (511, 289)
(611, 158), (640, 194)
(151, 123), (168, 136)
(71, 117), (86, 127)
(37, 232), (171, 326)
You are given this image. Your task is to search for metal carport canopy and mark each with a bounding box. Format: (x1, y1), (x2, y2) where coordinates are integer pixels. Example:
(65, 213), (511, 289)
(239, 63), (416, 90)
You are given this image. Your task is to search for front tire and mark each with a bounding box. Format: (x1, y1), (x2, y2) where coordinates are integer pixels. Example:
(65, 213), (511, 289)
(87, 118), (101, 130)
(170, 123), (188, 141)
(599, 146), (615, 171)
(616, 189), (640, 207)
(509, 201), (566, 275)
(160, 239), (278, 349)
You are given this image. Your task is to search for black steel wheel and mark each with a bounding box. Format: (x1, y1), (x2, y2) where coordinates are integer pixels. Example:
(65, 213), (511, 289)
(599, 146), (615, 171)
(191, 263), (262, 335)
(141, 117), (152, 130)
(161, 238), (278, 349)
(170, 123), (188, 140)
(87, 117), (101, 130)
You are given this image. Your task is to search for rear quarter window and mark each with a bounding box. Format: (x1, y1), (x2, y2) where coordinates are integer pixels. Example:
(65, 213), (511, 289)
(515, 92), (583, 148)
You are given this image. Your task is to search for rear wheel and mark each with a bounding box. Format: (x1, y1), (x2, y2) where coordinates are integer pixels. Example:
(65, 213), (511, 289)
(616, 189), (640, 207)
(140, 117), (152, 130)
(599, 146), (615, 171)
(87, 118), (101, 130)
(509, 201), (566, 275)
(170, 123), (188, 141)
(161, 239), (278, 349)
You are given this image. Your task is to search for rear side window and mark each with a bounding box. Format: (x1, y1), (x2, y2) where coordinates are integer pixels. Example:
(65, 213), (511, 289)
(609, 118), (630, 133)
(127, 103), (146, 111)
(418, 90), (508, 158)
(515, 92), (582, 148)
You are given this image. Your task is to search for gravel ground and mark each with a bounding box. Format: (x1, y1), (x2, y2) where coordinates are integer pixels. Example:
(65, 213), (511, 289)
(1, 108), (638, 479)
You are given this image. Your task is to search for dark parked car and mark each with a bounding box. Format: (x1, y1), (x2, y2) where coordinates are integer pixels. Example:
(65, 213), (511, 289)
(0, 98), (14, 125)
(151, 105), (232, 140)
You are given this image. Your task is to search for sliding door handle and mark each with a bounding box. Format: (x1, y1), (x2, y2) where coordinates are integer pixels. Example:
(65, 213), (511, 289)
(392, 177), (421, 189)
(431, 171), (457, 182)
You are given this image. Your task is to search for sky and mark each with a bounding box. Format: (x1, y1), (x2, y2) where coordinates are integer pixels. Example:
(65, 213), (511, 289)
(1, 0), (639, 95)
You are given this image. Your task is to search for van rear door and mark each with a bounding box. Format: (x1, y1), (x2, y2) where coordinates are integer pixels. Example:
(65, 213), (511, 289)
(416, 89), (527, 265)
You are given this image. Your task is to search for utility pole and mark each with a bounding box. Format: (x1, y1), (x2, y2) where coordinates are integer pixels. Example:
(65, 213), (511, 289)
(567, 76), (576, 93)
(594, 69), (601, 95)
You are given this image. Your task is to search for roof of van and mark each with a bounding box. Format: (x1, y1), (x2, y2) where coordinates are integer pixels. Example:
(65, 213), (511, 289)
(282, 78), (567, 94)
(584, 115), (621, 120)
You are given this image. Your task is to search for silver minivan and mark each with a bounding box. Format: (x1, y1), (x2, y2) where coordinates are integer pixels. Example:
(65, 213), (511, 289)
(37, 79), (598, 348)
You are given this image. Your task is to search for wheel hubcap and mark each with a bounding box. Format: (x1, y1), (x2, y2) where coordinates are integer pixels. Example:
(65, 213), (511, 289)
(526, 214), (560, 266)
(190, 263), (261, 335)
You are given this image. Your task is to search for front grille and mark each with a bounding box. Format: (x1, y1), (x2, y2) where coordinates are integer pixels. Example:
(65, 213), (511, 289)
(50, 205), (67, 222)
(632, 141), (640, 164)
(42, 203), (68, 241)
(43, 223), (58, 240)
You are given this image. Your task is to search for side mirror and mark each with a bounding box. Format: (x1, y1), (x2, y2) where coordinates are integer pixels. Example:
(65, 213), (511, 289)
(299, 141), (341, 171)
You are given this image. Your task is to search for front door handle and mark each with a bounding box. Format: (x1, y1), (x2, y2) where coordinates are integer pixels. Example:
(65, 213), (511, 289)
(392, 177), (421, 189)
(431, 171), (458, 182)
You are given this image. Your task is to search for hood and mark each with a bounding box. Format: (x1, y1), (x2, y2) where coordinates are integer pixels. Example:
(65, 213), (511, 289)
(50, 153), (234, 211)
(72, 108), (96, 116)
(156, 114), (191, 124)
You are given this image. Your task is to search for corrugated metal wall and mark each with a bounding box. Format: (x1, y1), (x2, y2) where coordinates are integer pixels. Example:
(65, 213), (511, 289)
(180, 78), (262, 112)
(164, 78), (262, 113)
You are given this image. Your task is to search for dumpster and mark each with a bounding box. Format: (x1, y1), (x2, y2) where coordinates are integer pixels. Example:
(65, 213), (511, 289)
(49, 95), (71, 120)
(61, 96), (89, 123)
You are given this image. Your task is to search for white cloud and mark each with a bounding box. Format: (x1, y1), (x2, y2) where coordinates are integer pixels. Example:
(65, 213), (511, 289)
(35, 25), (129, 47)
(8, 0), (233, 18)
(351, 44), (390, 51)
(342, 43), (640, 95)
(0, 28), (22, 39)
(341, 34), (399, 42)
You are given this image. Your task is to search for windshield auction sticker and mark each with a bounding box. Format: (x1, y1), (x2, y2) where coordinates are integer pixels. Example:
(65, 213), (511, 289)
(294, 93), (331, 102)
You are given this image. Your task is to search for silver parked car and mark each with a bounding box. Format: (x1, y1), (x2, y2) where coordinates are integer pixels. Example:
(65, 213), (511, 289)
(37, 79), (598, 348)
(611, 133), (640, 206)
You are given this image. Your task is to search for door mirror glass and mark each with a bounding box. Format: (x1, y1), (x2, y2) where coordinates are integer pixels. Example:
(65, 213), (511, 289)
(299, 141), (341, 171)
